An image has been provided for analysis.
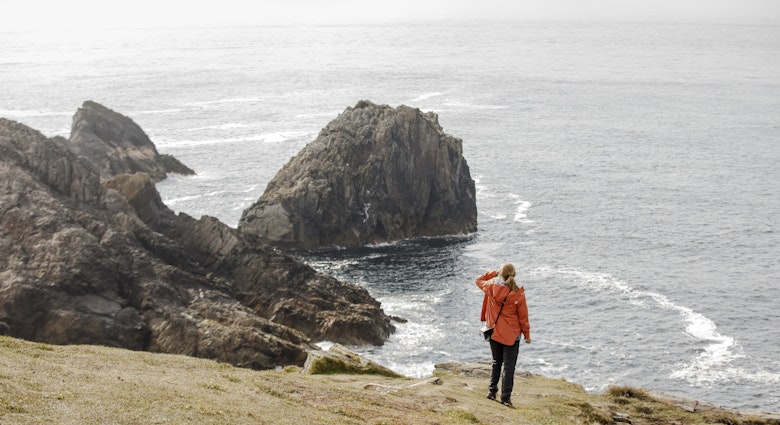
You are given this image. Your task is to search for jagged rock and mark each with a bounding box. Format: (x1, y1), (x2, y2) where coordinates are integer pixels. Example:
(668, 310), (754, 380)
(172, 214), (395, 346)
(302, 343), (401, 377)
(611, 412), (632, 424)
(363, 377), (441, 393)
(0, 120), (102, 206)
(435, 362), (493, 379)
(239, 100), (477, 249)
(0, 114), (394, 369)
(104, 172), (177, 234)
(62, 101), (194, 181)
(434, 362), (538, 381)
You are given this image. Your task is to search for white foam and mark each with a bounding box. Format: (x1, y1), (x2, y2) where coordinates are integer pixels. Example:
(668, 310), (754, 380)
(408, 92), (445, 103)
(155, 131), (309, 148)
(379, 293), (443, 314)
(362, 203), (371, 224)
(671, 364), (780, 386)
(541, 362), (570, 374)
(163, 189), (228, 206)
(532, 267), (746, 384)
(509, 194), (534, 223)
(480, 193), (533, 223)
(528, 357), (570, 375)
(350, 319), (443, 378)
(386, 320), (439, 351)
(315, 341), (334, 351)
(305, 257), (362, 274)
(473, 174), (495, 200)
(486, 213), (507, 220)
(240, 184), (259, 193)
(381, 361), (436, 379)
(442, 100), (508, 110)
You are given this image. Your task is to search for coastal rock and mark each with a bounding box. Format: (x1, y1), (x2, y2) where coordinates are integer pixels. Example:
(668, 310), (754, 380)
(302, 343), (401, 377)
(62, 101), (194, 181)
(239, 100), (477, 249)
(0, 113), (394, 369)
(434, 361), (493, 379)
(172, 214), (395, 345)
(103, 172), (178, 234)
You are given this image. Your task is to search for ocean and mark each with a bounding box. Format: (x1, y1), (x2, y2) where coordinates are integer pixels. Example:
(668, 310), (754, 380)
(1, 20), (778, 412)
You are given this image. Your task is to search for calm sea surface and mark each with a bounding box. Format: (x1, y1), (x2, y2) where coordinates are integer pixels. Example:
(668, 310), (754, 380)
(2, 20), (779, 411)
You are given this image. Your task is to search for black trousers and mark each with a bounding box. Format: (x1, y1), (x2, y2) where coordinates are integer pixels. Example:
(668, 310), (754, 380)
(489, 339), (520, 402)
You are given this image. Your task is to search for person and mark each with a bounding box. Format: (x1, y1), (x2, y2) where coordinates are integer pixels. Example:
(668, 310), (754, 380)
(475, 263), (530, 408)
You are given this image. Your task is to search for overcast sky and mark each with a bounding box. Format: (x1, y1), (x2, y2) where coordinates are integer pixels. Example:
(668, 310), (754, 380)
(2, 0), (779, 30)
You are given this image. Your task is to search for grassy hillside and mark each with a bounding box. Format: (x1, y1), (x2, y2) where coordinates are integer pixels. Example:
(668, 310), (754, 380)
(1, 336), (776, 424)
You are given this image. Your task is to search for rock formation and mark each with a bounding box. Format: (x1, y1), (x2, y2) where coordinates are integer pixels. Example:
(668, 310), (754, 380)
(0, 110), (394, 369)
(302, 343), (401, 377)
(60, 101), (194, 181)
(238, 100), (477, 249)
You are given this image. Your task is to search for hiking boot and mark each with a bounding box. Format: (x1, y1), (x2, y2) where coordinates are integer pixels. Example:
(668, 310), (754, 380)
(486, 392), (496, 401)
(501, 400), (514, 408)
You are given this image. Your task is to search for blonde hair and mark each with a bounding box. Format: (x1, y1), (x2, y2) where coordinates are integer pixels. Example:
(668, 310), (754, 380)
(500, 263), (519, 291)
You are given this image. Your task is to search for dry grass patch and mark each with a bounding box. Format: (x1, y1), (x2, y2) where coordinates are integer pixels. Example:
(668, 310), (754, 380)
(1, 336), (778, 425)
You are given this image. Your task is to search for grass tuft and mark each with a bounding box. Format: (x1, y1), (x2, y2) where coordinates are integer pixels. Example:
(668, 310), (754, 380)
(566, 401), (613, 424)
(446, 409), (481, 423)
(222, 373), (241, 383)
(201, 383), (225, 391)
(607, 385), (653, 401)
(1, 397), (28, 414)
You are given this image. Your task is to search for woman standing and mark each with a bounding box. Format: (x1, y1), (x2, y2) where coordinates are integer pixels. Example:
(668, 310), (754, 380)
(476, 263), (530, 408)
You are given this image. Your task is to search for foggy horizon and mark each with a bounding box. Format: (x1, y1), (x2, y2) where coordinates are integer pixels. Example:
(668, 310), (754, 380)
(2, 0), (779, 31)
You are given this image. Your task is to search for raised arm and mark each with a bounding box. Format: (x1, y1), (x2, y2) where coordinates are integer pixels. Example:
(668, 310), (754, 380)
(475, 270), (498, 291)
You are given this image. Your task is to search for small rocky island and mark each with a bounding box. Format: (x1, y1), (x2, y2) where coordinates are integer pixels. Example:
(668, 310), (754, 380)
(239, 100), (478, 249)
(0, 102), (395, 369)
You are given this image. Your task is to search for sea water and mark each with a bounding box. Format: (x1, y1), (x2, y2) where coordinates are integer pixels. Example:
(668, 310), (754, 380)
(1, 20), (778, 412)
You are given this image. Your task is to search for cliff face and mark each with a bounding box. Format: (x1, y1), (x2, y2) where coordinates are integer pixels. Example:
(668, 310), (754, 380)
(239, 100), (478, 249)
(62, 101), (194, 181)
(0, 108), (394, 369)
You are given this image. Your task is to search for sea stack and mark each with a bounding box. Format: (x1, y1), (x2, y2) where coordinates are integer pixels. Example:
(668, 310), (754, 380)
(239, 100), (478, 249)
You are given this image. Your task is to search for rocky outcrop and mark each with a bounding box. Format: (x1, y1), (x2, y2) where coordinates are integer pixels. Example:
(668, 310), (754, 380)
(103, 172), (178, 234)
(169, 214), (394, 346)
(61, 101), (194, 181)
(302, 343), (401, 377)
(0, 113), (394, 369)
(239, 100), (477, 249)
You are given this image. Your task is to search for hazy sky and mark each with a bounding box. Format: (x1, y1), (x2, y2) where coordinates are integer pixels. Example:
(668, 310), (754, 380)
(2, 0), (779, 30)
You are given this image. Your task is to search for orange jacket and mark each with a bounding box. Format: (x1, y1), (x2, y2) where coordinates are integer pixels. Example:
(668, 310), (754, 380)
(476, 270), (530, 346)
